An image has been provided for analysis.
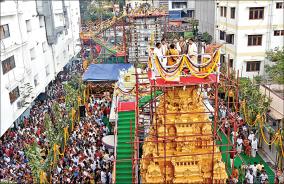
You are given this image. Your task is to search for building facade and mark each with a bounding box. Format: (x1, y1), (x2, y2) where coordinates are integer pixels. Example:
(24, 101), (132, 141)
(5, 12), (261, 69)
(168, 0), (195, 20)
(0, 0), (81, 136)
(215, 0), (284, 78)
(127, 14), (167, 63)
(195, 0), (216, 38)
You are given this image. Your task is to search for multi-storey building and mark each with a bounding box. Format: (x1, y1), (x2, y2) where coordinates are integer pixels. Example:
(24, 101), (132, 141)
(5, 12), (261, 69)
(196, 0), (284, 78)
(216, 0), (284, 78)
(0, 0), (81, 136)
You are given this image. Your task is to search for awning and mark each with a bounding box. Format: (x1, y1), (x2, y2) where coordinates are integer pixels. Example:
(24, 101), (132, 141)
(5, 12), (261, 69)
(268, 108), (284, 120)
(102, 135), (116, 148)
(82, 64), (132, 81)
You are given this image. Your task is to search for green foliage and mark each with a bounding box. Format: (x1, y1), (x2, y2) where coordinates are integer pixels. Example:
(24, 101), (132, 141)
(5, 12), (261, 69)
(184, 31), (194, 40)
(265, 47), (284, 84)
(239, 77), (271, 117)
(253, 75), (263, 85)
(86, 2), (114, 22)
(201, 32), (213, 44)
(24, 142), (45, 183)
(25, 74), (86, 182)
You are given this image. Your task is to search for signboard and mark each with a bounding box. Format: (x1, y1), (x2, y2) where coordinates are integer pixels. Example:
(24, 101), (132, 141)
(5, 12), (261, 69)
(169, 10), (181, 20)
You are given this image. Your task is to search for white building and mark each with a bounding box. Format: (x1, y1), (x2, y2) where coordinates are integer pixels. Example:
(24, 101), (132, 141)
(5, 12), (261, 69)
(215, 0), (284, 78)
(0, 0), (81, 136)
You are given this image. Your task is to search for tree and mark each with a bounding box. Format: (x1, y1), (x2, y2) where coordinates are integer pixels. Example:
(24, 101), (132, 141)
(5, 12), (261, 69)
(201, 32), (213, 44)
(265, 47), (284, 84)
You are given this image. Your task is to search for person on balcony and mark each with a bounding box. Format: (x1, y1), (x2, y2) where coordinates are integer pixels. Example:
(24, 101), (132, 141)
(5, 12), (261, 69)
(166, 44), (179, 67)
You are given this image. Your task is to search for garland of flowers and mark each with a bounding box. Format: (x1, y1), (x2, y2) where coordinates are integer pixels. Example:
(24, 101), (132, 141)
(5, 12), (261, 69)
(152, 50), (220, 81)
(242, 100), (284, 156)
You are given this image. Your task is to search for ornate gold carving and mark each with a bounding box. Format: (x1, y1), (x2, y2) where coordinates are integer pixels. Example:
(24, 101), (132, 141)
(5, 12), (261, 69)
(141, 86), (227, 183)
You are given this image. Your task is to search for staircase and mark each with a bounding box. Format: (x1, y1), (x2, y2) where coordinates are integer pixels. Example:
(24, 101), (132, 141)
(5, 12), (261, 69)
(115, 111), (135, 184)
(92, 37), (118, 54)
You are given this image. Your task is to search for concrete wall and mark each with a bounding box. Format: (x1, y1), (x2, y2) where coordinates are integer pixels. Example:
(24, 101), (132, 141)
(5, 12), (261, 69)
(195, 0), (216, 39)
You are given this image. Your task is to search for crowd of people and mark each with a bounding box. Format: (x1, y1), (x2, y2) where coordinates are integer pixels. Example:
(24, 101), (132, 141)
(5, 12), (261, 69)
(51, 95), (113, 183)
(0, 60), (114, 183)
(217, 101), (284, 184)
(168, 24), (192, 33)
(0, 70), (72, 182)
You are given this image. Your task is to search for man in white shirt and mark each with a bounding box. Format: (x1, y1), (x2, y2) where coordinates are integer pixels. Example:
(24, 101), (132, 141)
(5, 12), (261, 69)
(249, 162), (257, 177)
(260, 170), (268, 184)
(236, 136), (243, 153)
(231, 130), (238, 145)
(246, 170), (254, 184)
(101, 169), (107, 183)
(248, 131), (255, 142)
(251, 137), (258, 157)
(161, 38), (168, 56)
(187, 38), (198, 62)
(151, 42), (163, 79)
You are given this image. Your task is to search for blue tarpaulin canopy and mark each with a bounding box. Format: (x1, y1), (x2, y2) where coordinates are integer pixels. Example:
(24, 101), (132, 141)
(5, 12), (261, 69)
(82, 64), (133, 81)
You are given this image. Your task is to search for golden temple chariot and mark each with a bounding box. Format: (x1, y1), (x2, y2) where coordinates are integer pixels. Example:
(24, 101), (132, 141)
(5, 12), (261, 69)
(141, 86), (227, 183)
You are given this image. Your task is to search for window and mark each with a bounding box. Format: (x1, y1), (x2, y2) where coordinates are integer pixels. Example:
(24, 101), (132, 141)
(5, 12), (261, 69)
(63, 50), (67, 59)
(249, 7), (264, 19)
(172, 2), (187, 9)
(188, 10), (194, 18)
(0, 24), (10, 40)
(229, 59), (233, 68)
(34, 74), (39, 87)
(144, 37), (149, 41)
(145, 50), (149, 56)
(276, 2), (284, 9)
(246, 61), (261, 72)
(220, 31), (225, 40)
(220, 6), (227, 17)
(26, 20), (32, 32)
(42, 41), (47, 53)
(224, 7), (227, 17)
(39, 16), (45, 28)
(248, 35), (262, 46)
(9, 86), (20, 104)
(30, 48), (36, 60)
(56, 56), (60, 66)
(231, 7), (235, 19)
(2, 56), (16, 74)
(226, 34), (234, 44)
(45, 65), (50, 76)
(274, 30), (284, 36)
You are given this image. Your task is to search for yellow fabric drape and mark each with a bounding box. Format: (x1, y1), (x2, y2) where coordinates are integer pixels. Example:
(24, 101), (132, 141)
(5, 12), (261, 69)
(39, 170), (47, 184)
(71, 108), (76, 131)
